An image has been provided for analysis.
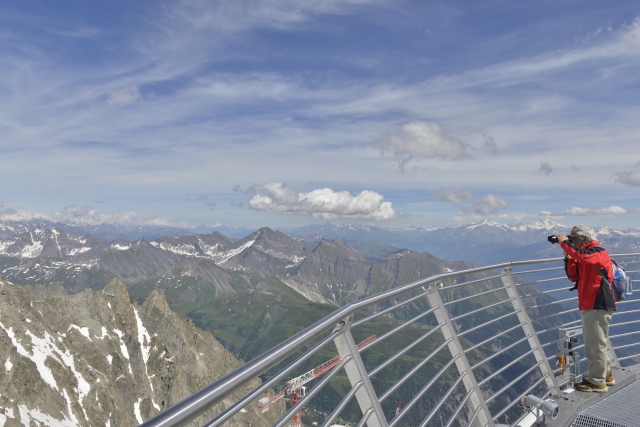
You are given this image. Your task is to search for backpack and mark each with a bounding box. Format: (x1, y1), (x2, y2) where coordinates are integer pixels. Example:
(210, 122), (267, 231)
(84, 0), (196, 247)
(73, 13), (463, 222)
(611, 259), (628, 301)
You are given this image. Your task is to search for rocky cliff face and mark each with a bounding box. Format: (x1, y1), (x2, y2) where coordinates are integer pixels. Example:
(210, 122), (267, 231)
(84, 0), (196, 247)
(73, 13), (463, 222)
(0, 277), (282, 426)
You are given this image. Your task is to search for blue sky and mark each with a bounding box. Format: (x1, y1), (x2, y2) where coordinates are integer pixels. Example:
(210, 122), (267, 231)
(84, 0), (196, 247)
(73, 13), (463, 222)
(1, 0), (640, 229)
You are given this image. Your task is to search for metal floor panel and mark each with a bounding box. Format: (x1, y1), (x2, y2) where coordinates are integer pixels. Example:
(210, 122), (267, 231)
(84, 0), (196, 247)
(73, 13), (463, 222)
(570, 381), (640, 427)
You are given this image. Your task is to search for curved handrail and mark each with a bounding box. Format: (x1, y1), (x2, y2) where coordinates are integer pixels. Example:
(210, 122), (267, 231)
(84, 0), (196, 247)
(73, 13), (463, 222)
(140, 253), (640, 427)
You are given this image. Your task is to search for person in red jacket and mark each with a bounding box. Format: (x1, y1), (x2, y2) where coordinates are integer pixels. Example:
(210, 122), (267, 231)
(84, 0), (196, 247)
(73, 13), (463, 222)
(555, 225), (616, 393)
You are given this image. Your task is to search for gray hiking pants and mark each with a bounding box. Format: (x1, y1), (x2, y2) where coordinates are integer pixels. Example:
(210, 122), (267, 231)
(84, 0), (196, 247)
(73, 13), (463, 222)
(581, 309), (613, 386)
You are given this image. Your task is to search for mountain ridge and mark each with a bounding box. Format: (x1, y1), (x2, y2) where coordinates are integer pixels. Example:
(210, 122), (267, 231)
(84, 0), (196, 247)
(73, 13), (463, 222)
(0, 276), (283, 426)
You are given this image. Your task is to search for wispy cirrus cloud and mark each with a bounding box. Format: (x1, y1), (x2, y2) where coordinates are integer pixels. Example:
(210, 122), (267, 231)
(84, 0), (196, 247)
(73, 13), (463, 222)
(247, 182), (395, 220)
(106, 86), (141, 106)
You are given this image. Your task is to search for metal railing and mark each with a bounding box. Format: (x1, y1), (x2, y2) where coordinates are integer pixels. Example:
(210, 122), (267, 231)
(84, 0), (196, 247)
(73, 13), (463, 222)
(140, 253), (640, 427)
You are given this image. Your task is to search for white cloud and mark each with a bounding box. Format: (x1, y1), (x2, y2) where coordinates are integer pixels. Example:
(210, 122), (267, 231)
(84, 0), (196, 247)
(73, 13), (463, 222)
(248, 182), (395, 220)
(538, 205), (640, 218)
(432, 187), (474, 206)
(616, 162), (640, 187)
(462, 193), (509, 216)
(106, 86), (141, 106)
(374, 121), (470, 163)
(54, 205), (187, 227)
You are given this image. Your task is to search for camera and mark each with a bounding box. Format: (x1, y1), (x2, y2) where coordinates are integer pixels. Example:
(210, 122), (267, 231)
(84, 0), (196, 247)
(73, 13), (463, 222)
(548, 235), (572, 244)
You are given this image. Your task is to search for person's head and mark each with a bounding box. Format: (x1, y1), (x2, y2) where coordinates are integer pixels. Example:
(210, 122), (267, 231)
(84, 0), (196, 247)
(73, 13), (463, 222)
(570, 224), (595, 247)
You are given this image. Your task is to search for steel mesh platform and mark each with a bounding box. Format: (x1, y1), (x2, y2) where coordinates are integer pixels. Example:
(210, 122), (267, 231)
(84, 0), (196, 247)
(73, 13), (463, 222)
(570, 380), (640, 427)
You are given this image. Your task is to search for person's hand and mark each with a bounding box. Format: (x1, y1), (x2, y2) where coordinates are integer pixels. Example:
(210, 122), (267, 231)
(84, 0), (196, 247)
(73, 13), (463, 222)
(556, 233), (568, 243)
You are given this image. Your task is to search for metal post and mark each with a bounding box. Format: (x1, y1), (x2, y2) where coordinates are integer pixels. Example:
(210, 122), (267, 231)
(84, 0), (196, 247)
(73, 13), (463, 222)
(426, 285), (495, 427)
(500, 267), (562, 397)
(332, 315), (388, 427)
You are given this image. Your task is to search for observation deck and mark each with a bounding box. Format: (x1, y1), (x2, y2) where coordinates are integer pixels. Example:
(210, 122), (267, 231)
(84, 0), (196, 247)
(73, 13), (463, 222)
(140, 254), (640, 427)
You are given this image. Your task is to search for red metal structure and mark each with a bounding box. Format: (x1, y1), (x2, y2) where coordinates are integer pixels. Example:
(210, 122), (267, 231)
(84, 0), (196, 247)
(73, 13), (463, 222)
(258, 335), (377, 427)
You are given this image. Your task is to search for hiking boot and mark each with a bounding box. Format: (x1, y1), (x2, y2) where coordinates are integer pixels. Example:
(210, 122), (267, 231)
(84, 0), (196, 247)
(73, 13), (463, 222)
(575, 378), (608, 393)
(606, 371), (615, 386)
(582, 372), (616, 386)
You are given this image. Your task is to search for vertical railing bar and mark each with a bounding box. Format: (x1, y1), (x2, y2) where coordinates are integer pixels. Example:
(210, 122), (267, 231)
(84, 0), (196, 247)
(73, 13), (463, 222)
(470, 335), (532, 370)
(427, 285), (495, 427)
(378, 339), (454, 402)
(501, 267), (562, 398)
(332, 314), (388, 427)
(418, 372), (468, 427)
(272, 356), (353, 427)
(369, 323), (445, 377)
(319, 382), (364, 427)
(388, 356), (460, 427)
(203, 332), (341, 427)
(443, 389), (474, 427)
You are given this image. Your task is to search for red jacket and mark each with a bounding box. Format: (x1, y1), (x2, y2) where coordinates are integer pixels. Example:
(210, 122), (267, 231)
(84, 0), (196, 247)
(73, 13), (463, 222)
(562, 239), (616, 311)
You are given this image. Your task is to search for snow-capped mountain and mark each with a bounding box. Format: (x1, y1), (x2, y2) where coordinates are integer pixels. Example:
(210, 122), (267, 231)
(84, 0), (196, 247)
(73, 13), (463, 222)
(2, 219), (639, 308)
(0, 277), (281, 426)
(282, 220), (640, 265)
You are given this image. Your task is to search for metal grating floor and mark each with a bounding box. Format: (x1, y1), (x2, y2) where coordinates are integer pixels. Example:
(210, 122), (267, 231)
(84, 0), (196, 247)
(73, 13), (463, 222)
(570, 381), (640, 427)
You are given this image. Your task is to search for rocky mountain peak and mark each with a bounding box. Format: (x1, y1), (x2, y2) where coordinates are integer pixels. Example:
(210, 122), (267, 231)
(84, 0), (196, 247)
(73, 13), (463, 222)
(313, 239), (364, 261)
(143, 288), (171, 314)
(103, 277), (131, 307)
(0, 278), (282, 426)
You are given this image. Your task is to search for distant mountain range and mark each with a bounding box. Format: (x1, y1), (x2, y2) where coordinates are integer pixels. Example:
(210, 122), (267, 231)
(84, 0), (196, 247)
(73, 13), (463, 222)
(2, 217), (639, 317)
(3, 217), (638, 266)
(0, 224), (475, 311)
(280, 219), (640, 265)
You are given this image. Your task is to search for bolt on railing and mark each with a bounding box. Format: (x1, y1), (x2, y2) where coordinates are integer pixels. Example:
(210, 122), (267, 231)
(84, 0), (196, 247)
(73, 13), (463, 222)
(139, 253), (640, 427)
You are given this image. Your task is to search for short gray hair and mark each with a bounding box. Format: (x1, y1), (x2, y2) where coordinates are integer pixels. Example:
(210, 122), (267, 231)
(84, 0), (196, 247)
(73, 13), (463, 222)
(572, 224), (596, 240)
